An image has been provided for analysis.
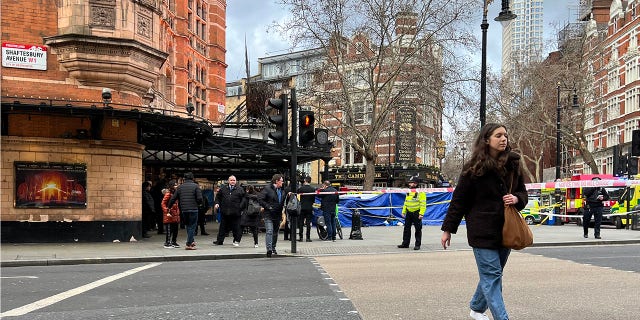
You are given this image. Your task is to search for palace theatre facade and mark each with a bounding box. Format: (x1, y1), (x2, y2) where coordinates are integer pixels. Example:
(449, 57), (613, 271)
(1, 0), (227, 242)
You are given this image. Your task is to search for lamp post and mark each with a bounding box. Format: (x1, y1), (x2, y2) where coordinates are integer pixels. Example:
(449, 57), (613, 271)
(555, 83), (580, 180)
(481, 0), (516, 127)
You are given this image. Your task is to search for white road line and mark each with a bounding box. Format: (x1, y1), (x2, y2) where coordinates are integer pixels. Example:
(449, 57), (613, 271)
(0, 262), (161, 317)
(0, 276), (38, 279)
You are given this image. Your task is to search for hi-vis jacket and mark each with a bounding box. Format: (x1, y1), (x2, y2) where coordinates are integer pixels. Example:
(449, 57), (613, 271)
(402, 192), (426, 216)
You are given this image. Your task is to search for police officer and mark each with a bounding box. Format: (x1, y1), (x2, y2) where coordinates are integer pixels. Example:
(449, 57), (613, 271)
(398, 176), (426, 250)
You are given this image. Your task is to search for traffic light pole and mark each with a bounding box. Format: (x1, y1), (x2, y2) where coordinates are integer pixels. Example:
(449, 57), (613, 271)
(290, 88), (298, 253)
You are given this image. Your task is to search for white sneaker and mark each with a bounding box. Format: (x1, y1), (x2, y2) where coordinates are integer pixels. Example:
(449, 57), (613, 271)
(254, 244), (259, 248)
(232, 241), (239, 247)
(470, 310), (490, 320)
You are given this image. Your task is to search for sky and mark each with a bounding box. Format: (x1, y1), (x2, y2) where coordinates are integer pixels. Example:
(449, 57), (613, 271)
(225, 0), (583, 82)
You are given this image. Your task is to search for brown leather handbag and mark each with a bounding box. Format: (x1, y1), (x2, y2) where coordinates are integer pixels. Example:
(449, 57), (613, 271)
(502, 204), (533, 250)
(502, 173), (534, 250)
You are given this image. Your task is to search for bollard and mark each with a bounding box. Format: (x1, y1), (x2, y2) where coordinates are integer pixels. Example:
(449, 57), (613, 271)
(349, 209), (363, 240)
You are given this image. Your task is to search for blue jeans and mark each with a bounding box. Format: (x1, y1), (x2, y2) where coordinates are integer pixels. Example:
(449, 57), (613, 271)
(470, 247), (511, 320)
(184, 210), (198, 246)
(264, 219), (280, 251)
(323, 210), (335, 240)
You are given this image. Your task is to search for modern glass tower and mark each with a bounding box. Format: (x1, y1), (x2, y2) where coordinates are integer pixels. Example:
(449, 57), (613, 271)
(501, 0), (545, 75)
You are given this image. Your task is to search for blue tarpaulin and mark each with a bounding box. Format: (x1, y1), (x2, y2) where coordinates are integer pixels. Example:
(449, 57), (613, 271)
(312, 191), (453, 227)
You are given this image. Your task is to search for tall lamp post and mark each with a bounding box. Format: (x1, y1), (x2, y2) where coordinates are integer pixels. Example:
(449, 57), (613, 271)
(555, 83), (580, 180)
(481, 0), (516, 127)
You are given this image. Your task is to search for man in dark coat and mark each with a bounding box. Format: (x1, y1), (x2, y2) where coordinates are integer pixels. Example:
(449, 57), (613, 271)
(168, 172), (203, 249)
(258, 173), (286, 257)
(297, 176), (317, 242)
(213, 175), (246, 246)
(319, 181), (339, 241)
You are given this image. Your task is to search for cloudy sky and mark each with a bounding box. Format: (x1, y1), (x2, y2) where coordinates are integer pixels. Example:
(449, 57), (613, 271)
(225, 0), (583, 82)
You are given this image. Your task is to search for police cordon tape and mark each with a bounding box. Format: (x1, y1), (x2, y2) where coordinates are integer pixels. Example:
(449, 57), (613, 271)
(295, 188), (639, 223)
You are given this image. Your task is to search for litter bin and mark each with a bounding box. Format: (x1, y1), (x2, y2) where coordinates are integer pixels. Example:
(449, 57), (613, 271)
(546, 214), (556, 225)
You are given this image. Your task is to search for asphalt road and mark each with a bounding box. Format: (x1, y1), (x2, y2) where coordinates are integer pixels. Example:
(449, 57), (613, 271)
(0, 258), (360, 320)
(2, 245), (639, 319)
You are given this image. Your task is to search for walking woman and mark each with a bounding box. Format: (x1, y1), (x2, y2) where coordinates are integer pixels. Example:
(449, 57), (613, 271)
(440, 123), (527, 320)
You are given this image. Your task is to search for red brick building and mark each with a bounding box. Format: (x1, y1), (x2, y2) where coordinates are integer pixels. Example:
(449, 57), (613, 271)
(1, 0), (227, 242)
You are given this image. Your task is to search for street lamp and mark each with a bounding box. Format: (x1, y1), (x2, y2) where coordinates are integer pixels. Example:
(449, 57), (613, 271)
(555, 83), (580, 180)
(480, 0), (516, 127)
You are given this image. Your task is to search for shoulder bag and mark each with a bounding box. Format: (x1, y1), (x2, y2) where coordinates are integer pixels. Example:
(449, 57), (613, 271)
(502, 174), (534, 250)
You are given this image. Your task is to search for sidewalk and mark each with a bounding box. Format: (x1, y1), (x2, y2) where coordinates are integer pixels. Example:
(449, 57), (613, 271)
(2, 224), (640, 267)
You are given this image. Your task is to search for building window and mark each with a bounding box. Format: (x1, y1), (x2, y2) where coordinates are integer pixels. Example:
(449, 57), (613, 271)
(353, 100), (372, 125)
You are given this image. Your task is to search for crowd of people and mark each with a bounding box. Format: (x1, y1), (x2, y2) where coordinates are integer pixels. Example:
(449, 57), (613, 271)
(140, 172), (338, 257)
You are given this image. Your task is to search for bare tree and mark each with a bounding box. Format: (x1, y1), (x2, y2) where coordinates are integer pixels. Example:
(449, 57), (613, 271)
(490, 22), (598, 182)
(276, 0), (479, 189)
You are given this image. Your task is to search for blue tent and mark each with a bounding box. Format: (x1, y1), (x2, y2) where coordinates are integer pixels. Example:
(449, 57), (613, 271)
(313, 191), (453, 227)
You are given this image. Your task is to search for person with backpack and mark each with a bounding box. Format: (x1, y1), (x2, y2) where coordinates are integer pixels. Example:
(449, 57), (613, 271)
(241, 185), (262, 248)
(297, 176), (316, 242)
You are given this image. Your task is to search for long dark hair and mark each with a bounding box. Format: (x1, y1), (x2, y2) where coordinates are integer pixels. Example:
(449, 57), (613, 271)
(463, 123), (518, 178)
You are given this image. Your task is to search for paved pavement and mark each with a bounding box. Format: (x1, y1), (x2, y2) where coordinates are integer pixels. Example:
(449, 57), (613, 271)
(2, 223), (640, 267)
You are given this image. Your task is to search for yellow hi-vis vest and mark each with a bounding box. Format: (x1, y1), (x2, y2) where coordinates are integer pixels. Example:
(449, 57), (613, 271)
(402, 192), (426, 216)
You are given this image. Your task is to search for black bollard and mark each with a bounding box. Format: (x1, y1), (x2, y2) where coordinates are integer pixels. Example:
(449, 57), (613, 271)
(349, 209), (363, 240)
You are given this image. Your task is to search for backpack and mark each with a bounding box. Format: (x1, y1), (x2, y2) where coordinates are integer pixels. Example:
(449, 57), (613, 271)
(245, 198), (261, 216)
(286, 194), (300, 216)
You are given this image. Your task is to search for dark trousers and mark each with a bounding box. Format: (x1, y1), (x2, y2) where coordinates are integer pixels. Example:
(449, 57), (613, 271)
(298, 209), (313, 240)
(197, 210), (207, 234)
(164, 223), (178, 244)
(401, 211), (422, 247)
(217, 215), (242, 243)
(583, 206), (603, 237)
(246, 226), (259, 245)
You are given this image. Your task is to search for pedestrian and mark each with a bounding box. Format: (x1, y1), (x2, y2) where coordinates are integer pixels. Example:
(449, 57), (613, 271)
(161, 181), (180, 248)
(141, 181), (155, 238)
(213, 175), (246, 246)
(168, 172), (203, 250)
(319, 180), (339, 242)
(241, 185), (262, 248)
(582, 177), (609, 239)
(397, 176), (426, 250)
(440, 123), (528, 320)
(297, 176), (316, 242)
(257, 174), (286, 257)
(151, 171), (167, 233)
(196, 190), (210, 236)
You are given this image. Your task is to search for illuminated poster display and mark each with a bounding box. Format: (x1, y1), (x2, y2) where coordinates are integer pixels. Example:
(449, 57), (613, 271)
(14, 162), (87, 208)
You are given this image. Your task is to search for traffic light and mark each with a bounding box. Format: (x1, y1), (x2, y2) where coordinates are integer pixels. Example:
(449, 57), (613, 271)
(266, 95), (288, 146)
(632, 130), (640, 156)
(299, 110), (315, 147)
(629, 155), (638, 176)
(613, 146), (623, 177)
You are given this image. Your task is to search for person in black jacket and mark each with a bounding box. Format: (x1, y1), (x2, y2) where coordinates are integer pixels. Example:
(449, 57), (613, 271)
(319, 181), (339, 241)
(213, 175), (246, 246)
(168, 172), (203, 250)
(258, 174), (286, 257)
(440, 123), (527, 320)
(582, 177), (610, 239)
(141, 181), (155, 238)
(297, 176), (317, 242)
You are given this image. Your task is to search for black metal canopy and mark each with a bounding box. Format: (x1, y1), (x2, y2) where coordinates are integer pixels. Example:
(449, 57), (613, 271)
(1, 98), (331, 181)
